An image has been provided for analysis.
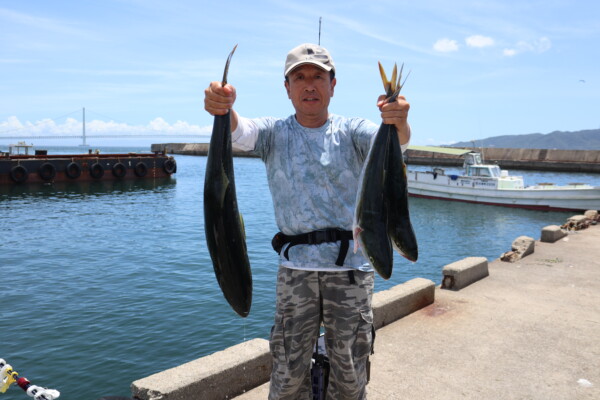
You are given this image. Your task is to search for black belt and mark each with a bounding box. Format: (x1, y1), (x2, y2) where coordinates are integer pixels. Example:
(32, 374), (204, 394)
(271, 228), (354, 267)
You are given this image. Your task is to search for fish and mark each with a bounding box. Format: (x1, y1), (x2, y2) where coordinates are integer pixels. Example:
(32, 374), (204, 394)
(353, 116), (394, 279)
(203, 45), (252, 317)
(382, 63), (418, 262)
(386, 115), (418, 262)
(353, 62), (418, 279)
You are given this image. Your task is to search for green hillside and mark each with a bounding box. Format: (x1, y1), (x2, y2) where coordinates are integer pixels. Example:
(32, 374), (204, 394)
(450, 129), (600, 150)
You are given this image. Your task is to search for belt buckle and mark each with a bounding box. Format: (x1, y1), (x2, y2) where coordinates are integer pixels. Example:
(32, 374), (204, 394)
(311, 229), (329, 245)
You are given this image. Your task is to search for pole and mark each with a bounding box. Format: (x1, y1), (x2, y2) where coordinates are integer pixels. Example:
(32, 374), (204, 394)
(318, 17), (322, 45)
(82, 107), (87, 147)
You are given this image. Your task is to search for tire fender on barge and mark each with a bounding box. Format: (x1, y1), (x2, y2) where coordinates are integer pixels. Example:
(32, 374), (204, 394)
(163, 158), (176, 174)
(38, 162), (57, 181)
(134, 162), (148, 177)
(112, 162), (127, 178)
(90, 163), (105, 179)
(66, 162), (82, 179)
(10, 165), (28, 183)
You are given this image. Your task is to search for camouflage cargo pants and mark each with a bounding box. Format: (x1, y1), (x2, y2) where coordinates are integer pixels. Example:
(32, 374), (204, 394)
(268, 267), (374, 400)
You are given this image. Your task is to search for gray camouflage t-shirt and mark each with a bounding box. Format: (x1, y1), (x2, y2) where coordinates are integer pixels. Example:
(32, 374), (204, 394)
(232, 113), (385, 272)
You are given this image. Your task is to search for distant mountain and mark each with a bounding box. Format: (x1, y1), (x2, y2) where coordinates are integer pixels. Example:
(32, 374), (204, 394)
(450, 129), (600, 150)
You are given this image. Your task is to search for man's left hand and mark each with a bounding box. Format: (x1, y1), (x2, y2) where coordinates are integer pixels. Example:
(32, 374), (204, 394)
(377, 95), (411, 145)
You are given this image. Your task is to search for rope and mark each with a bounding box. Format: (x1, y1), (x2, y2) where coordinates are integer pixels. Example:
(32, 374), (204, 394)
(0, 358), (60, 399)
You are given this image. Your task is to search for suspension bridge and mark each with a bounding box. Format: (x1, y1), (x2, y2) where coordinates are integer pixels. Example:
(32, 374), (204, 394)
(0, 108), (209, 146)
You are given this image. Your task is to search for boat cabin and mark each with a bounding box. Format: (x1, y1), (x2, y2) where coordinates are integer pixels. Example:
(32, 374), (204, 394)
(8, 142), (34, 156)
(463, 152), (502, 178)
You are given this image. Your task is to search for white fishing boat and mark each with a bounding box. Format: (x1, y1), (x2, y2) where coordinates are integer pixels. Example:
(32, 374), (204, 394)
(407, 148), (600, 212)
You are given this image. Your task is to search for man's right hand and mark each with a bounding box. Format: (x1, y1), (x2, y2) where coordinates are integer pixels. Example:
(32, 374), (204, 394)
(204, 81), (237, 116)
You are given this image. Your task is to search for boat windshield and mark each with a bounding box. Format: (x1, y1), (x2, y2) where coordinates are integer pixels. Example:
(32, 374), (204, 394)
(468, 165), (501, 178)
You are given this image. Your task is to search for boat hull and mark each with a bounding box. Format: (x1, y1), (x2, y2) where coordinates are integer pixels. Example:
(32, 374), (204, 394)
(0, 153), (176, 185)
(408, 170), (600, 212)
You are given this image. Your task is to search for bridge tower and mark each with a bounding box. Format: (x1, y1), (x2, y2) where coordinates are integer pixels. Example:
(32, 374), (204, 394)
(80, 107), (89, 147)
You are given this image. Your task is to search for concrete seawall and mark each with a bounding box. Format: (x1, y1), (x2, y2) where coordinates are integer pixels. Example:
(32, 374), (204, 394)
(404, 147), (600, 173)
(151, 143), (600, 173)
(151, 143), (257, 158)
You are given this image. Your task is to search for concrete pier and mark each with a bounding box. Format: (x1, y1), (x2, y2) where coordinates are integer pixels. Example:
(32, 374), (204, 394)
(131, 218), (600, 400)
(234, 223), (599, 400)
(131, 278), (435, 400)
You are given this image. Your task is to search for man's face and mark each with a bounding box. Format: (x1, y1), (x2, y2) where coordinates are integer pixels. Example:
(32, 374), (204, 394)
(284, 64), (336, 124)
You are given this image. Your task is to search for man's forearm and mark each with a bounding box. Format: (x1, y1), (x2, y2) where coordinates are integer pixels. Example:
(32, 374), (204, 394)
(229, 109), (239, 132)
(396, 122), (411, 146)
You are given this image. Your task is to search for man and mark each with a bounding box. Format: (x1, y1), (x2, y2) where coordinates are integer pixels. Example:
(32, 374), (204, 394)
(204, 43), (411, 399)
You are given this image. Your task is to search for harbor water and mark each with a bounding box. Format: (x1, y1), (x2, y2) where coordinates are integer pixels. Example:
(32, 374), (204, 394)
(0, 146), (595, 399)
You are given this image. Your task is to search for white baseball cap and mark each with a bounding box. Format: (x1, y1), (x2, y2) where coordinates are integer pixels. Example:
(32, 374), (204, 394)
(284, 43), (335, 77)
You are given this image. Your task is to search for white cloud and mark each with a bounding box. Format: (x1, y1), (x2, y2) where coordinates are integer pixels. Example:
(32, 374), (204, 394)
(534, 37), (552, 52)
(465, 35), (494, 48)
(503, 36), (552, 57)
(433, 38), (459, 53)
(0, 116), (212, 138)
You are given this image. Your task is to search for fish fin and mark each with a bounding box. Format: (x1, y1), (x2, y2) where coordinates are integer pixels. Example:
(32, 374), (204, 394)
(239, 213), (246, 240)
(380, 62), (410, 101)
(400, 67), (411, 93)
(396, 63), (403, 92)
(378, 61), (391, 95)
(221, 44), (238, 86)
(352, 226), (363, 253)
(218, 170), (230, 204)
(390, 63), (398, 95)
(377, 62), (410, 102)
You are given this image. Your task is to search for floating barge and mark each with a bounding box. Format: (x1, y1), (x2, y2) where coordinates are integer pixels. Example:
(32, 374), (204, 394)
(0, 143), (177, 185)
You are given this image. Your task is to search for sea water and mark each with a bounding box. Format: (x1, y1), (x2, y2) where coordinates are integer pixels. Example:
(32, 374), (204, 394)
(0, 146), (593, 399)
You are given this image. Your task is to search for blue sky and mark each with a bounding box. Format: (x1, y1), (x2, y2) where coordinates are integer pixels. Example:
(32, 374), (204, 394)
(1, 0), (598, 147)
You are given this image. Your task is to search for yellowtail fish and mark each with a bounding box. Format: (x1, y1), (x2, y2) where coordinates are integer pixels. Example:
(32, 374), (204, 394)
(203, 45), (252, 317)
(353, 62), (418, 279)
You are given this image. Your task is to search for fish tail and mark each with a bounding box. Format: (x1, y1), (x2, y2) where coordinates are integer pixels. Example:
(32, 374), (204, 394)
(352, 225), (363, 253)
